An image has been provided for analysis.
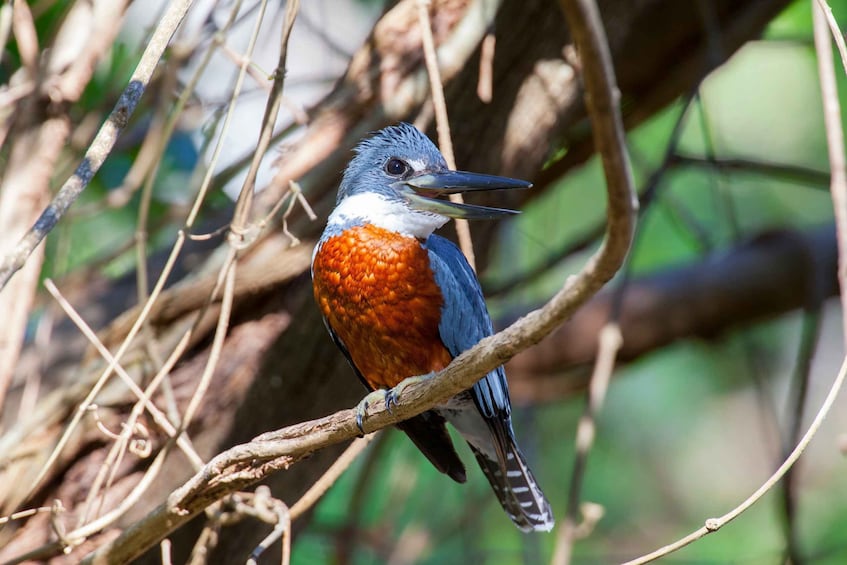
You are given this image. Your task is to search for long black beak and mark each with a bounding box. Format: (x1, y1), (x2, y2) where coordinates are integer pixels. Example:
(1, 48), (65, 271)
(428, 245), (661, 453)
(398, 170), (531, 219)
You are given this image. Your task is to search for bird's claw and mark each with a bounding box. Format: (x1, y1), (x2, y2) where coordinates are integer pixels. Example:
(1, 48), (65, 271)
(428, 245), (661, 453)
(384, 388), (399, 414)
(355, 373), (436, 435)
(356, 389), (390, 436)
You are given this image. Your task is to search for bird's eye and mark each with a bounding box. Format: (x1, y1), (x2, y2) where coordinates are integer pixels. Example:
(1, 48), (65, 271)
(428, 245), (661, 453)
(384, 158), (409, 177)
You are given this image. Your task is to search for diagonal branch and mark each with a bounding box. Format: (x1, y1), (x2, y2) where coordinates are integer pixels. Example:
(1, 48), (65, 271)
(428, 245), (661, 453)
(0, 0), (194, 291)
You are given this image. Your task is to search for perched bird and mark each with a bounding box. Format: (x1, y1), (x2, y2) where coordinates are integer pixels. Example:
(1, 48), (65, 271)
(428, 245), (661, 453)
(311, 123), (554, 532)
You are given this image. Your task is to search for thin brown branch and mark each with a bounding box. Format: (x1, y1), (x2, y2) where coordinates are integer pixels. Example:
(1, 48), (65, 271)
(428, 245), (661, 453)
(231, 0), (299, 232)
(415, 0), (476, 269)
(622, 355), (847, 565)
(0, 4), (13, 75)
(246, 489), (290, 565)
(11, 0), (38, 73)
(551, 324), (621, 564)
(780, 309), (822, 564)
(816, 0), (847, 341)
(160, 539), (172, 565)
(477, 31), (496, 103)
(289, 435), (376, 520)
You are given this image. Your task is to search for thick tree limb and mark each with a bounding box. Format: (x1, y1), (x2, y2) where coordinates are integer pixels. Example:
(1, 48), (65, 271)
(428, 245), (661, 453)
(507, 226), (839, 403)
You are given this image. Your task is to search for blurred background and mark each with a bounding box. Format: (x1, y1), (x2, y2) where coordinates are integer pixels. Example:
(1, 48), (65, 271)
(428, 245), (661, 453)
(1, 1), (846, 563)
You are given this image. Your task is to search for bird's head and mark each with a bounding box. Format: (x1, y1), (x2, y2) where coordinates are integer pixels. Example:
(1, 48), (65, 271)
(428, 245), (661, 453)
(332, 123), (530, 236)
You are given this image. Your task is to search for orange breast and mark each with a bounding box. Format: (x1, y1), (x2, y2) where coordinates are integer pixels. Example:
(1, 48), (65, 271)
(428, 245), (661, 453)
(312, 224), (453, 389)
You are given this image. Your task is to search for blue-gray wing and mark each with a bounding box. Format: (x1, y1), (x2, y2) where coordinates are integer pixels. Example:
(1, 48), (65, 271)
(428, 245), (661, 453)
(425, 234), (512, 421)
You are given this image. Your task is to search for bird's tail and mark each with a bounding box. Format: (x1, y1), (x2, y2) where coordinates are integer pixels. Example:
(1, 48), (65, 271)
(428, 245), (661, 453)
(470, 441), (554, 532)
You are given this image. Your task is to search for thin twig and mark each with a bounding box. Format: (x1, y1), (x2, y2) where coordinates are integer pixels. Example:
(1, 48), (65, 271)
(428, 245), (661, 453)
(231, 0), (300, 232)
(134, 54), (184, 440)
(186, 515), (220, 565)
(623, 354), (847, 565)
(0, 3), (13, 72)
(218, 40), (274, 92)
(0, 0), (194, 290)
(160, 538), (172, 565)
(289, 435), (377, 520)
(671, 153), (830, 188)
(477, 31), (496, 103)
(246, 489), (291, 565)
(815, 0), (847, 340)
(11, 0), (38, 78)
(0, 505), (54, 526)
(42, 282), (204, 462)
(415, 0), (476, 270)
(816, 0), (847, 77)
(551, 324), (621, 565)
(694, 86), (794, 557)
(781, 309), (822, 564)
(14, 303), (53, 422)
(177, 251), (237, 435)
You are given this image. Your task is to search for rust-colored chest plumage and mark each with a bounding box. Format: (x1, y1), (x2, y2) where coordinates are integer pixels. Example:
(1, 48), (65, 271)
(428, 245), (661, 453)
(312, 224), (452, 389)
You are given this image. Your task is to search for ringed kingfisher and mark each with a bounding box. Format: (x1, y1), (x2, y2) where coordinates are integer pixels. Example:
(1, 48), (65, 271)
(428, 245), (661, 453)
(311, 123), (554, 532)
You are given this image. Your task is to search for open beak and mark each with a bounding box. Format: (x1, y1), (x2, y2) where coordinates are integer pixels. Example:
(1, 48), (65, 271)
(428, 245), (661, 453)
(397, 170), (531, 220)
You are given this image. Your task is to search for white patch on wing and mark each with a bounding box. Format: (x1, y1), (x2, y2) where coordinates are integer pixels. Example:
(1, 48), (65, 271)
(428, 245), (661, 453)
(328, 192), (448, 238)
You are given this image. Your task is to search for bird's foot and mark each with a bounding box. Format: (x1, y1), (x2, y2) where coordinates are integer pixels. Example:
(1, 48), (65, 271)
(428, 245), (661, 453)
(355, 373), (436, 435)
(355, 389), (390, 436)
(388, 372), (435, 410)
